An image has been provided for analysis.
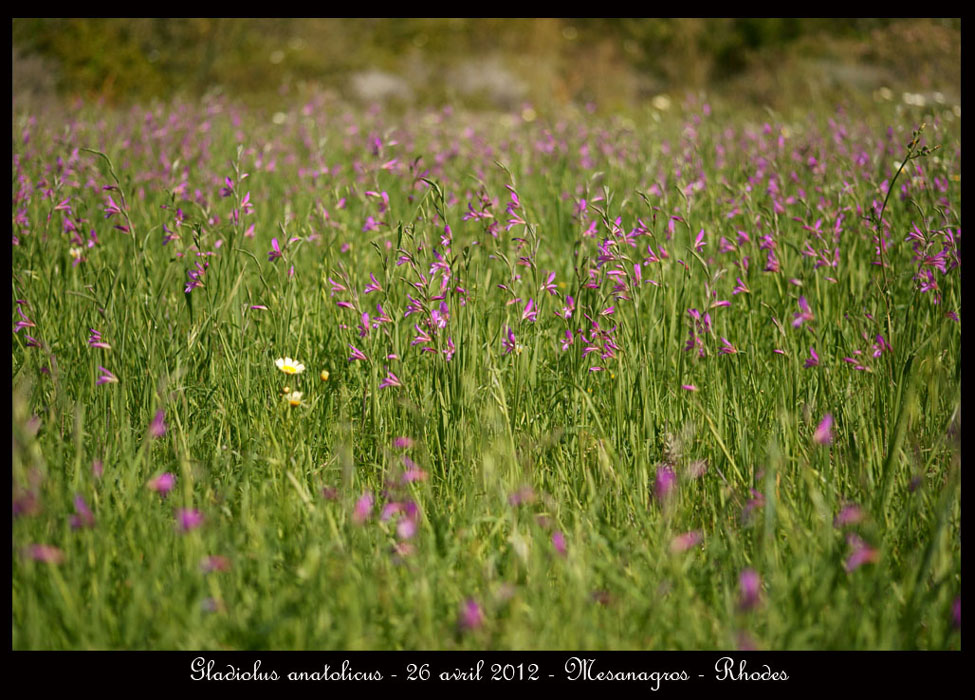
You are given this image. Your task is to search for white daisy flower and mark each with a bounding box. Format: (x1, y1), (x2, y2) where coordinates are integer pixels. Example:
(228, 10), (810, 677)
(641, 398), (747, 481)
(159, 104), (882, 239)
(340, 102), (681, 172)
(275, 357), (305, 375)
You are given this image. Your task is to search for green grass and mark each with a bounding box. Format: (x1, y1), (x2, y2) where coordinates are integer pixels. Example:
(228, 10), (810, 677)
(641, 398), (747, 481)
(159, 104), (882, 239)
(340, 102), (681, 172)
(11, 94), (961, 650)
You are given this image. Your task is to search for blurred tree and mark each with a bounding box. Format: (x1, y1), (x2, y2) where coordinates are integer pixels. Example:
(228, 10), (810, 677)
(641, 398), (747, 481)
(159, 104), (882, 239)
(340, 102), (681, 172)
(12, 18), (961, 110)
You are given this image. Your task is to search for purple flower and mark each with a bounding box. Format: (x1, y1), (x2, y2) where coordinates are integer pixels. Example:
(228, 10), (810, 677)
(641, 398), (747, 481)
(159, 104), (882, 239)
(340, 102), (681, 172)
(718, 337), (738, 355)
(845, 534), (879, 572)
(176, 508), (204, 532)
(147, 472), (176, 495)
(348, 344), (368, 363)
(813, 414), (833, 445)
(379, 369), (402, 389)
(396, 504), (419, 539)
(88, 329), (111, 349)
(655, 464), (677, 503)
(540, 271), (557, 295)
(96, 366), (118, 386)
(352, 492), (374, 524)
(741, 488), (766, 523)
(392, 436), (415, 449)
(792, 296), (815, 327)
(738, 568), (761, 611)
(522, 298), (537, 322)
(69, 494), (95, 530)
(363, 273), (383, 294)
(148, 409), (166, 438)
(458, 598), (484, 631)
(502, 326), (519, 355)
(267, 237), (283, 262)
(833, 503), (865, 528)
(400, 456), (428, 483)
(13, 305), (35, 333)
(559, 296), (575, 319)
(804, 347), (819, 368)
(25, 544), (64, 564)
(552, 531), (567, 557)
(103, 195), (123, 219)
(670, 530), (702, 553)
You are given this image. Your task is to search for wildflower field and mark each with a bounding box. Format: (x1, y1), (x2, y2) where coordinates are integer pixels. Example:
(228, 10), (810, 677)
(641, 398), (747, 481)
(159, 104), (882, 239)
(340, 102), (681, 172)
(11, 93), (960, 650)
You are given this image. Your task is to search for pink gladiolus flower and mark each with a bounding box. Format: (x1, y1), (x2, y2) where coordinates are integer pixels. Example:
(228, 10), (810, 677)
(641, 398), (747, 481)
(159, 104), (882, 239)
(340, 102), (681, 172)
(655, 464), (677, 503)
(719, 337), (738, 355)
(148, 409), (166, 438)
(541, 271), (557, 295)
(552, 531), (567, 557)
(738, 568), (761, 611)
(502, 327), (518, 355)
(176, 508), (204, 532)
(804, 347), (819, 368)
(148, 472), (176, 495)
(348, 345), (367, 362)
(379, 370), (402, 389)
(559, 296), (575, 319)
(88, 329), (111, 349)
(401, 456), (427, 483)
(813, 414), (833, 445)
(104, 195), (123, 218)
(363, 273), (383, 294)
(742, 488), (766, 523)
(792, 296), (815, 327)
(670, 531), (703, 553)
(397, 507), (418, 539)
(833, 503), (865, 528)
(69, 494), (95, 530)
(96, 366), (118, 385)
(845, 534), (879, 572)
(458, 598), (484, 631)
(25, 544), (64, 564)
(13, 305), (35, 333)
(393, 436), (414, 449)
(353, 492), (374, 524)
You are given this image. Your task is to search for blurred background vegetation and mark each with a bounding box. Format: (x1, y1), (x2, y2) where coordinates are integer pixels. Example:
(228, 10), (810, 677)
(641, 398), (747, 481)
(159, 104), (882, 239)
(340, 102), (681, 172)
(12, 18), (961, 113)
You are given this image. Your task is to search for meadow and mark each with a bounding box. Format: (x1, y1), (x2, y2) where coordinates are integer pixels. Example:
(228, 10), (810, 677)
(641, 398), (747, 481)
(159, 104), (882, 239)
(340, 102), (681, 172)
(11, 92), (960, 649)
